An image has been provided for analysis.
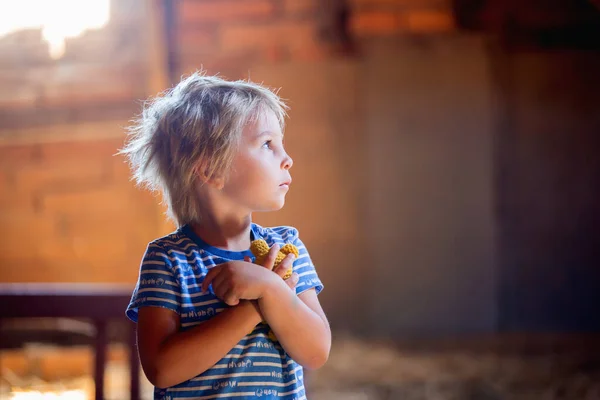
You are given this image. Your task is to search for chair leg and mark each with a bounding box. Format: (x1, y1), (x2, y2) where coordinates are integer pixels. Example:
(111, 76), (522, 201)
(129, 325), (140, 400)
(94, 320), (107, 400)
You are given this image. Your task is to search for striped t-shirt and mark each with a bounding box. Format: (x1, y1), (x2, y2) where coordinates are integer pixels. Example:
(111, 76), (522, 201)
(126, 223), (324, 400)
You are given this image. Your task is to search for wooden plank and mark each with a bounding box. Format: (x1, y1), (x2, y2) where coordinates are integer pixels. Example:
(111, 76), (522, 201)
(146, 0), (171, 92)
(0, 121), (127, 146)
(0, 99), (138, 131)
(179, 0), (275, 24)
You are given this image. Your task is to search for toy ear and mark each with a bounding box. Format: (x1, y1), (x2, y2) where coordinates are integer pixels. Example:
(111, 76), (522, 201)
(280, 243), (300, 258)
(250, 239), (270, 257)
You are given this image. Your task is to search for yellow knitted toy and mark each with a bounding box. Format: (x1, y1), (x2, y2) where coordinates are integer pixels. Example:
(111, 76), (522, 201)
(249, 239), (299, 342)
(250, 239), (299, 280)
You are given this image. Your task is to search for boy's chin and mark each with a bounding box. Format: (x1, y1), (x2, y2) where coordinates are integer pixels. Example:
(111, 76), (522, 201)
(257, 199), (286, 212)
(268, 202), (285, 211)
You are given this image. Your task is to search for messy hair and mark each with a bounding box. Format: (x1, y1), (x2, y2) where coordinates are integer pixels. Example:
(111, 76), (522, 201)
(119, 72), (288, 227)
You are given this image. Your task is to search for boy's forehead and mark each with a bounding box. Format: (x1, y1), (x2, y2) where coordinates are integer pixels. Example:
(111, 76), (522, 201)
(245, 110), (282, 137)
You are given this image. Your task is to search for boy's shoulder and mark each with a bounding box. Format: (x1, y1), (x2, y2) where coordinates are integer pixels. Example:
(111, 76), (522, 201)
(146, 229), (191, 251)
(252, 223), (299, 244)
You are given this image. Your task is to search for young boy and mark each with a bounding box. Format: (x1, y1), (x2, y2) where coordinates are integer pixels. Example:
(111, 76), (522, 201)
(121, 73), (330, 400)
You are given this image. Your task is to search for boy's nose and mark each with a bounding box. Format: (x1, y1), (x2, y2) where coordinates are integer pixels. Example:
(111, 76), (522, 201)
(282, 153), (293, 170)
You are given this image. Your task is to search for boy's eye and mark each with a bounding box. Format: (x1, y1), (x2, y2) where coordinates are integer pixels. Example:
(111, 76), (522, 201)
(262, 140), (272, 149)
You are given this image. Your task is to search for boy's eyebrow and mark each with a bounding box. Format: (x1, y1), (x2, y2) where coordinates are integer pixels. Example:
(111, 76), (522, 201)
(256, 130), (284, 139)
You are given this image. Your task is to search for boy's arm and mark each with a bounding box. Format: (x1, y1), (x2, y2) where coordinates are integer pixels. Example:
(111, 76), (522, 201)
(258, 280), (331, 370)
(137, 301), (262, 389)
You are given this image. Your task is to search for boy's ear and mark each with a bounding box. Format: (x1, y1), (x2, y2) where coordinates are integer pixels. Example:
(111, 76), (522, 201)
(210, 175), (226, 190)
(194, 161), (225, 190)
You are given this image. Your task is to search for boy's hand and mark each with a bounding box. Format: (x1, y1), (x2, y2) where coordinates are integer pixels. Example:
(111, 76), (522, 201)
(202, 260), (276, 306)
(202, 261), (276, 306)
(248, 244), (299, 290)
(201, 244), (300, 306)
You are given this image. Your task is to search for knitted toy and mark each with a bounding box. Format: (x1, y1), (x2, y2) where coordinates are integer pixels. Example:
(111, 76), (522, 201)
(249, 239), (299, 341)
(250, 239), (299, 280)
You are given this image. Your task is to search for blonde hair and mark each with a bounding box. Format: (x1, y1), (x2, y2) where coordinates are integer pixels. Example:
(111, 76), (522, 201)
(120, 72), (288, 226)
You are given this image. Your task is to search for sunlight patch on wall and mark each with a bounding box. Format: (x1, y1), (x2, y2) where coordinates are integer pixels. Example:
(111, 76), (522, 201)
(0, 0), (110, 59)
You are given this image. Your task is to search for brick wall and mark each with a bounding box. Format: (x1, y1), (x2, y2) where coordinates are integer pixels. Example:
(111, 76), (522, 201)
(0, 0), (164, 283)
(349, 0), (454, 36)
(0, 0), (458, 285)
(177, 0), (325, 76)
(0, 0), (146, 131)
(178, 0), (456, 76)
(0, 134), (170, 283)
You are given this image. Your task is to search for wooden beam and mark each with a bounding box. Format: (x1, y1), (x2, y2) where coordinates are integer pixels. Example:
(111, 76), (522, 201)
(163, 0), (179, 85)
(0, 100), (136, 132)
(144, 0), (173, 94)
(317, 0), (354, 56)
(453, 0), (600, 49)
(0, 121), (127, 146)
(453, 0), (600, 32)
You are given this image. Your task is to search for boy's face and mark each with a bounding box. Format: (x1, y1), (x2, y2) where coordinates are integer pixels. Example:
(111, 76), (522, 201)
(221, 108), (293, 212)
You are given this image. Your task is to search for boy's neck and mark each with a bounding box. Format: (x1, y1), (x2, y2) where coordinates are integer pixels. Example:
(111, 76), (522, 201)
(190, 215), (253, 252)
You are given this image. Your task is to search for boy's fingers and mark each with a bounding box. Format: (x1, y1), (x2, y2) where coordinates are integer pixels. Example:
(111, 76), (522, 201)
(202, 266), (221, 292)
(211, 272), (228, 294)
(285, 273), (299, 289)
(212, 273), (233, 301)
(263, 244), (280, 271)
(223, 289), (239, 306)
(275, 253), (295, 278)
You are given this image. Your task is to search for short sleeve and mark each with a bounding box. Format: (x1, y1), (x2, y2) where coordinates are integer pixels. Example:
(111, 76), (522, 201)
(290, 230), (324, 296)
(126, 243), (181, 322)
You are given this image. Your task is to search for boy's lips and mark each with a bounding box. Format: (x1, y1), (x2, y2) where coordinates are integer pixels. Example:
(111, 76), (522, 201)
(279, 179), (292, 187)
